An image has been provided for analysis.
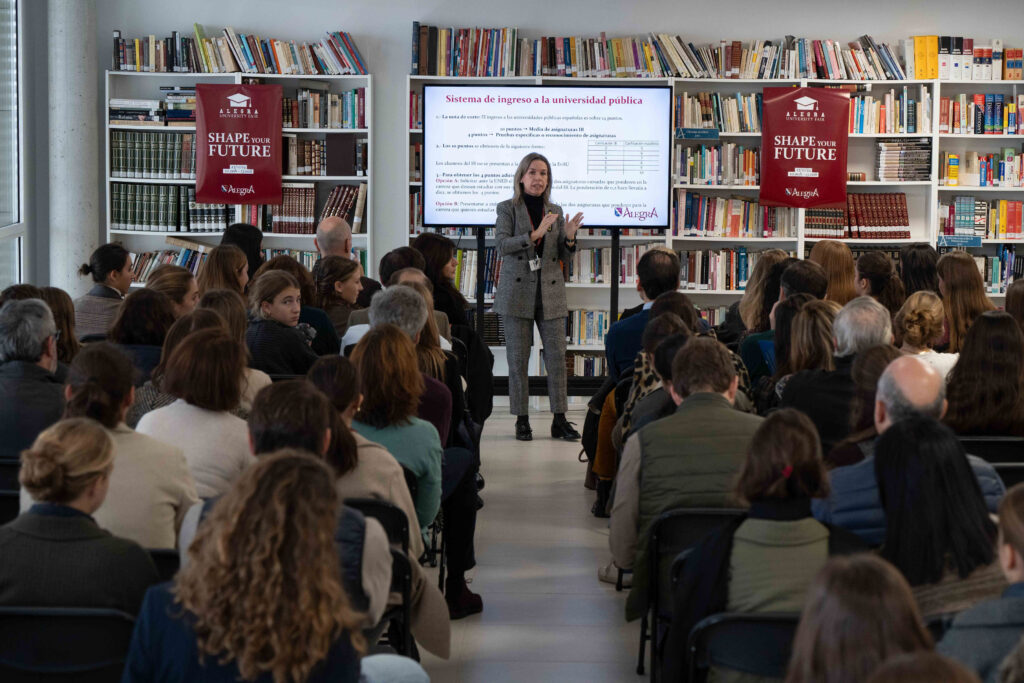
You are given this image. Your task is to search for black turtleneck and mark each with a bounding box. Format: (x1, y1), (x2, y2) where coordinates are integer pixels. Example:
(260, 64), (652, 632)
(523, 193), (546, 317)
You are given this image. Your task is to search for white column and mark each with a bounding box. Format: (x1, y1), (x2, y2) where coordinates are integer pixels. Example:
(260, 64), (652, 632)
(47, 0), (97, 293)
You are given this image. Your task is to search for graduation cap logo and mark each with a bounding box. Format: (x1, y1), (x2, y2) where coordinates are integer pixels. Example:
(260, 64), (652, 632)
(226, 93), (251, 108)
(794, 96), (818, 111)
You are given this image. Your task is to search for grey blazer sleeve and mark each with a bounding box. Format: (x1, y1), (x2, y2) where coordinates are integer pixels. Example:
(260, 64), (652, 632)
(495, 200), (532, 256)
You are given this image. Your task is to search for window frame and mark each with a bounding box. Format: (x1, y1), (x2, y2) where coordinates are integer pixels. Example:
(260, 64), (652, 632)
(0, 0), (24, 284)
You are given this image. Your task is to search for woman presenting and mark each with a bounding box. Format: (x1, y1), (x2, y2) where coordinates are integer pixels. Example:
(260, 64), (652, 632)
(493, 152), (584, 441)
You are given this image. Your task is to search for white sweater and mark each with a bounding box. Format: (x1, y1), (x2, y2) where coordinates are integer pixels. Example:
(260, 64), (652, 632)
(136, 399), (255, 499)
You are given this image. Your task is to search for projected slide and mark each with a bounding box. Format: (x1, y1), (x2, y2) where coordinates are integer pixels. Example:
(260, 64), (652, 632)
(423, 85), (671, 228)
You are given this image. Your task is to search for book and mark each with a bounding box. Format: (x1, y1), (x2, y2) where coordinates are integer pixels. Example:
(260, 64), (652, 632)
(112, 184), (227, 233)
(674, 191), (797, 238)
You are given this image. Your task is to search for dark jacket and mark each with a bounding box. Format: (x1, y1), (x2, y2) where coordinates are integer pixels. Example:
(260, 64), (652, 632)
(627, 386), (676, 437)
(739, 329), (775, 385)
(938, 583), (1024, 683)
(418, 374), (452, 446)
(356, 276), (382, 309)
(0, 361), (65, 461)
(300, 306), (341, 356)
(245, 318), (319, 376)
(432, 285), (469, 328)
(121, 583), (360, 683)
(220, 223), (264, 282)
(450, 324), (493, 425)
(605, 308), (650, 381)
(715, 301), (747, 351)
(662, 499), (868, 682)
(118, 344), (162, 386)
(0, 504), (158, 615)
(779, 354), (857, 454)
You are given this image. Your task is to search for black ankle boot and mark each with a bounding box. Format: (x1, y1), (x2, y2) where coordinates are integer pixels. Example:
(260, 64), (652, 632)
(592, 479), (612, 518)
(515, 415), (533, 441)
(551, 413), (581, 440)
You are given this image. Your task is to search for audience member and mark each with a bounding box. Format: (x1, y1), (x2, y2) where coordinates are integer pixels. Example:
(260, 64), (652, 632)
(245, 270), (320, 376)
(785, 554), (933, 683)
(809, 239), (858, 305)
(939, 250), (997, 353)
(218, 222), (263, 282)
(866, 652), (980, 683)
(738, 248), (791, 333)
(107, 288), (176, 385)
(780, 259), (828, 300)
(663, 409), (867, 680)
(314, 215), (382, 308)
(0, 418), (158, 613)
(714, 248), (788, 347)
(254, 256), (340, 355)
(49, 343), (198, 549)
(939, 484), (1024, 682)
(895, 290), (959, 380)
(610, 337), (764, 621)
(781, 296), (892, 453)
(196, 288), (272, 412)
(346, 266), (453, 345)
(145, 264), (199, 318)
(123, 451), (428, 682)
(40, 286), (80, 364)
(412, 232), (470, 328)
(739, 257), (797, 382)
(196, 244), (248, 296)
(0, 299), (64, 460)
(814, 355), (1004, 546)
(0, 282), (42, 304)
(74, 243), (132, 339)
(136, 329), (254, 498)
(876, 416), (1005, 616)
(788, 299), (842, 377)
(315, 255), (363, 338)
(616, 312), (688, 441)
(626, 331), (689, 436)
(826, 344), (901, 468)
(855, 251), (906, 318)
(125, 309), (228, 427)
(758, 292), (815, 412)
(945, 311), (1024, 436)
(378, 245), (426, 286)
(350, 324), (482, 619)
(899, 243), (941, 296)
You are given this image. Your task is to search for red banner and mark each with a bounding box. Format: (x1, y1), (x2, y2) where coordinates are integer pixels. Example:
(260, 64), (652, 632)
(760, 87), (849, 208)
(195, 83), (282, 205)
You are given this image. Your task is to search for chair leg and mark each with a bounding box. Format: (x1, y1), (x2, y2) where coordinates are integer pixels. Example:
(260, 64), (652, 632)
(438, 525), (447, 592)
(616, 568), (624, 592)
(636, 613), (648, 675)
(650, 613), (658, 683)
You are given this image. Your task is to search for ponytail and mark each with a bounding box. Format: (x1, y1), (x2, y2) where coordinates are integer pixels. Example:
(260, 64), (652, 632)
(857, 251), (906, 318)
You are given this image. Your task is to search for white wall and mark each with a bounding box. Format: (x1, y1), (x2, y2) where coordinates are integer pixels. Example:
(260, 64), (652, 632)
(82, 0), (1024, 276)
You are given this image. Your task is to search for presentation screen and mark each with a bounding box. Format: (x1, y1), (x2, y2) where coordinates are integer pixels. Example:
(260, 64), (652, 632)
(422, 84), (671, 229)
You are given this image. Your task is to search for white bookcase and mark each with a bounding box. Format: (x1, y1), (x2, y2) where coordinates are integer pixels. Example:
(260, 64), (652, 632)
(105, 70), (374, 281)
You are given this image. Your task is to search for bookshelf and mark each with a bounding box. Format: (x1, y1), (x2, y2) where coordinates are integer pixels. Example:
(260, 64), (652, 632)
(105, 70), (375, 280)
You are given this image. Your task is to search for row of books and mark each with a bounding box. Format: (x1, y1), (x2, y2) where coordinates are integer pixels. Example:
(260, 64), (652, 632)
(940, 148), (1023, 188)
(464, 309), (505, 345)
(979, 246), (1021, 294)
(112, 26), (367, 75)
(319, 184), (368, 234)
(564, 245), (659, 285)
(111, 184), (229, 233)
(673, 191), (798, 238)
(409, 142), (423, 181)
(565, 309), (611, 346)
(675, 92), (763, 133)
(939, 94), (1023, 136)
(674, 143), (759, 186)
(108, 89), (195, 127)
(540, 353), (610, 379)
(283, 135), (368, 177)
(677, 247), (776, 291)
(407, 225), (665, 239)
(453, 248), (499, 300)
(876, 140), (931, 182)
(698, 305), (732, 327)
(281, 88), (366, 129)
(802, 193), (912, 239)
(911, 36), (1018, 80)
(940, 197), (1024, 240)
(284, 138), (328, 176)
(110, 131), (196, 180)
(130, 247), (208, 283)
(848, 88), (928, 135)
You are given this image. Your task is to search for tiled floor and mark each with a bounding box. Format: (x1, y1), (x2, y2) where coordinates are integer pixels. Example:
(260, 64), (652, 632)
(420, 408), (642, 682)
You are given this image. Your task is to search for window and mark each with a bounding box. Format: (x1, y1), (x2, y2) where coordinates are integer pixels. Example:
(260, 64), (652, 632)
(0, 0), (19, 286)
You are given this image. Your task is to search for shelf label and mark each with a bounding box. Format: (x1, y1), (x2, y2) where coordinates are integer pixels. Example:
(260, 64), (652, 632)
(937, 235), (982, 248)
(676, 127), (719, 140)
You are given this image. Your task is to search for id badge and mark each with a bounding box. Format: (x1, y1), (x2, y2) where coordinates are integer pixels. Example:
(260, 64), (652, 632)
(528, 257), (542, 272)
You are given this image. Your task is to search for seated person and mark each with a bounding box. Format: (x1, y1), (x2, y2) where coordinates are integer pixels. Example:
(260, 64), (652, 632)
(74, 243), (132, 340)
(313, 215), (382, 309)
(196, 289), (272, 413)
(877, 416), (1006, 617)
(604, 248), (680, 381)
(785, 554), (933, 683)
(254, 256), (340, 355)
(813, 355), (1004, 546)
(855, 250), (907, 319)
(781, 296), (893, 454)
(662, 410), (867, 681)
(411, 233), (470, 328)
(245, 270), (320, 376)
(895, 290), (958, 381)
(122, 451), (428, 682)
(610, 337), (764, 621)
(345, 266), (452, 349)
(107, 288), (177, 385)
(314, 255), (363, 339)
(0, 298), (64, 461)
(145, 264), (200, 319)
(626, 332), (689, 436)
(939, 483), (1024, 682)
(825, 344), (902, 469)
(0, 418), (158, 613)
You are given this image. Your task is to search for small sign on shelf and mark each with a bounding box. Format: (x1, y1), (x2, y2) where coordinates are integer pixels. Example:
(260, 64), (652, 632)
(937, 234), (983, 248)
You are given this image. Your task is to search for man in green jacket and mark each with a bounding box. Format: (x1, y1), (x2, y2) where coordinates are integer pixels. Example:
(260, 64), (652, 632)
(610, 337), (764, 621)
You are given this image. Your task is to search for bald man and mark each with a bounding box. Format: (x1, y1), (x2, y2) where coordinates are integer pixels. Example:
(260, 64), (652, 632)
(313, 216), (381, 308)
(812, 355), (1005, 545)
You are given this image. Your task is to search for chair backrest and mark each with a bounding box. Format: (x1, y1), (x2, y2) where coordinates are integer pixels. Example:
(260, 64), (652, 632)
(147, 549), (181, 583)
(650, 508), (745, 618)
(0, 606), (136, 682)
(688, 612), (800, 680)
(0, 491), (18, 525)
(926, 612), (959, 642)
(960, 436), (1024, 465)
(344, 498), (409, 554)
(401, 466), (418, 500)
(995, 464), (1024, 489)
(0, 457), (19, 490)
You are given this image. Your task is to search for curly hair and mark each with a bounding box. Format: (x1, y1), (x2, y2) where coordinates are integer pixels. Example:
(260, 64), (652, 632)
(173, 450), (365, 683)
(894, 290), (944, 350)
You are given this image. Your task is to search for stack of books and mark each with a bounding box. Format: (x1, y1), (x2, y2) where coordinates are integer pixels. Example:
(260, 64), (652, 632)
(876, 139), (931, 182)
(111, 184), (229, 233)
(464, 310), (506, 346)
(318, 183), (368, 233)
(109, 98), (164, 126)
(110, 131), (196, 180)
(674, 191), (798, 238)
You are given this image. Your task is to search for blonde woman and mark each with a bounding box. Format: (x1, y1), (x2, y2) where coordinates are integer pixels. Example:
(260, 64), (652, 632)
(196, 244), (248, 296)
(895, 291), (959, 381)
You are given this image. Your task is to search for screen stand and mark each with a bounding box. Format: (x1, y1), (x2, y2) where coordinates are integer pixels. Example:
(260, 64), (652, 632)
(476, 226), (486, 339)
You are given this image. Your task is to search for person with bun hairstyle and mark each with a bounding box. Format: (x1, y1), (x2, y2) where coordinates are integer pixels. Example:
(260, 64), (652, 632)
(939, 483), (1024, 682)
(196, 244), (248, 296)
(245, 270), (320, 376)
(938, 250), (997, 353)
(809, 240), (858, 306)
(74, 243), (133, 340)
(855, 251), (906, 319)
(785, 554), (933, 683)
(145, 264), (199, 318)
(895, 290), (958, 381)
(34, 342), (198, 549)
(0, 418), (158, 613)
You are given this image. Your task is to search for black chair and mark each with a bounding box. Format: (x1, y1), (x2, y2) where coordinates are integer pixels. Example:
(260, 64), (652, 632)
(0, 457), (20, 525)
(687, 612), (800, 682)
(926, 611), (959, 642)
(266, 374), (301, 383)
(147, 549), (181, 582)
(637, 508), (745, 681)
(960, 437), (1024, 488)
(344, 498), (409, 554)
(0, 606), (136, 682)
(402, 466), (446, 592)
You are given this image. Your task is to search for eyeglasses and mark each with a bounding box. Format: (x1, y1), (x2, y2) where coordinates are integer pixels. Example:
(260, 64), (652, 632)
(51, 330), (61, 342)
